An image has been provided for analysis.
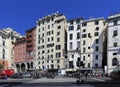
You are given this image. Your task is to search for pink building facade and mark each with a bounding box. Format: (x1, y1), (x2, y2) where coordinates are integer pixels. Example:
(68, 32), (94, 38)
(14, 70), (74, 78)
(14, 37), (27, 72)
(14, 27), (36, 73)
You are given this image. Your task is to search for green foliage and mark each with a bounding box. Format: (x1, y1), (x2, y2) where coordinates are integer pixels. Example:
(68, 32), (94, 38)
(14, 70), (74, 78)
(0, 64), (4, 70)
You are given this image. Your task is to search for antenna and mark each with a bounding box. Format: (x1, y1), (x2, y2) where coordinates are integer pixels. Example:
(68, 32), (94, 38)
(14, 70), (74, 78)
(56, 11), (59, 13)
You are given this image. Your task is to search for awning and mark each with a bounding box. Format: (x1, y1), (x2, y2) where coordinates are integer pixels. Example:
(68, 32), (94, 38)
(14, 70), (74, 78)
(65, 68), (77, 72)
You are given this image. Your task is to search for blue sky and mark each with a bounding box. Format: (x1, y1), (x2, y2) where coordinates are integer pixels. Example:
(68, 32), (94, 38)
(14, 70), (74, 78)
(0, 0), (120, 35)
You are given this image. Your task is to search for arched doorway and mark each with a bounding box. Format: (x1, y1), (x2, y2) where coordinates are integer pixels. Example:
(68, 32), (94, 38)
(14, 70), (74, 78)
(21, 63), (26, 72)
(27, 63), (30, 70)
(31, 62), (33, 69)
(112, 58), (118, 66)
(16, 64), (20, 73)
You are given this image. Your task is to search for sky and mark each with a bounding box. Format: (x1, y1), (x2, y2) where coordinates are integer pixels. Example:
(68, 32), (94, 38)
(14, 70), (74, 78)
(0, 0), (120, 35)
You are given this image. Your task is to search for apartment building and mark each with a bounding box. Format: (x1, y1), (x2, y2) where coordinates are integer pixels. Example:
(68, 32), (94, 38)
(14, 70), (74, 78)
(14, 27), (36, 72)
(0, 28), (22, 69)
(14, 37), (26, 72)
(0, 30), (9, 69)
(26, 27), (36, 70)
(107, 14), (120, 74)
(36, 13), (67, 71)
(80, 18), (106, 70)
(67, 18), (83, 70)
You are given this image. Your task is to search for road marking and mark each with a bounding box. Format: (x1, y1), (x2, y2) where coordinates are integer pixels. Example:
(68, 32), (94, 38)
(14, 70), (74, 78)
(13, 85), (95, 87)
(0, 84), (10, 87)
(91, 78), (105, 82)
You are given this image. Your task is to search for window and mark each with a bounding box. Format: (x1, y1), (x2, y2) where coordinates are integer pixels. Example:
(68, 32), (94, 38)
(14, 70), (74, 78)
(56, 45), (61, 50)
(83, 56), (85, 61)
(2, 54), (5, 59)
(112, 58), (118, 66)
(114, 20), (117, 26)
(96, 46), (99, 51)
(51, 37), (53, 41)
(95, 21), (99, 25)
(76, 19), (80, 24)
(113, 30), (118, 37)
(82, 34), (87, 38)
(11, 36), (14, 40)
(51, 60), (54, 63)
(56, 53), (61, 58)
(57, 65), (60, 69)
(83, 40), (85, 45)
(48, 25), (50, 29)
(42, 39), (44, 43)
(38, 61), (40, 64)
(57, 32), (60, 36)
(95, 63), (98, 68)
(12, 41), (14, 44)
(69, 34), (73, 40)
(69, 61), (73, 68)
(96, 39), (99, 44)
(70, 42), (73, 49)
(77, 41), (80, 48)
(70, 20), (73, 24)
(3, 41), (5, 46)
(88, 54), (90, 57)
(69, 26), (74, 31)
(72, 55), (74, 58)
(42, 27), (44, 31)
(48, 38), (50, 41)
(57, 20), (60, 23)
(52, 24), (54, 28)
(77, 32), (80, 39)
(47, 19), (50, 23)
(58, 26), (61, 29)
(47, 55), (49, 59)
(57, 38), (60, 42)
(83, 29), (86, 32)
(95, 55), (98, 60)
(88, 63), (90, 68)
(96, 27), (99, 31)
(77, 25), (80, 30)
(113, 42), (118, 47)
(82, 22), (87, 27)
(57, 60), (60, 63)
(94, 32), (99, 36)
(113, 53), (117, 55)
(51, 17), (54, 21)
(42, 33), (44, 37)
(51, 30), (54, 34)
(38, 22), (40, 26)
(3, 49), (5, 53)
(88, 33), (92, 38)
(51, 49), (53, 52)
(38, 40), (40, 44)
(83, 47), (86, 52)
(88, 46), (90, 49)
(39, 28), (40, 32)
(42, 50), (45, 54)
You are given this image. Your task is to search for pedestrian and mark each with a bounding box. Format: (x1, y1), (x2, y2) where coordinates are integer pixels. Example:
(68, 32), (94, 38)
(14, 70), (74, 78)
(84, 71), (88, 83)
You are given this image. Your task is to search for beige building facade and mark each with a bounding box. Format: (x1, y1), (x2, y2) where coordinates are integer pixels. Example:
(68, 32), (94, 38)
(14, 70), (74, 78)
(80, 18), (106, 70)
(0, 28), (23, 69)
(36, 13), (67, 71)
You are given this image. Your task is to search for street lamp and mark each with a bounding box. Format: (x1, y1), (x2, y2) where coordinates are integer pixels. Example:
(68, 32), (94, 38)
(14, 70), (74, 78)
(75, 47), (83, 83)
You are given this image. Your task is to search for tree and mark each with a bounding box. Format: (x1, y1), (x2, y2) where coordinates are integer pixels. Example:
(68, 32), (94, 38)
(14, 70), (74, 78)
(0, 64), (4, 70)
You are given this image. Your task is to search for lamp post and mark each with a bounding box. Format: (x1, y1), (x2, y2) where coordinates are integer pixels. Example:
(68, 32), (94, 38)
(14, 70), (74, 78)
(75, 47), (82, 83)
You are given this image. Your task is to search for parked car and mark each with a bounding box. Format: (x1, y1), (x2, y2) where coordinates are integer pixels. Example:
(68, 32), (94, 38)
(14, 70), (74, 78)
(46, 73), (55, 78)
(0, 74), (6, 79)
(110, 65), (120, 80)
(22, 72), (31, 78)
(10, 73), (23, 79)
